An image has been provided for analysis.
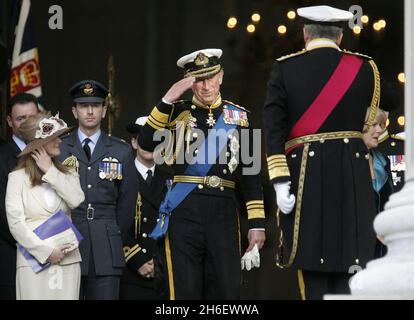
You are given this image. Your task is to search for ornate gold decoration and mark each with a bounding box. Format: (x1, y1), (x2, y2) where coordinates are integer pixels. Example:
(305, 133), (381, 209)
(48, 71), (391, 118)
(194, 52), (209, 66)
(83, 83), (93, 95)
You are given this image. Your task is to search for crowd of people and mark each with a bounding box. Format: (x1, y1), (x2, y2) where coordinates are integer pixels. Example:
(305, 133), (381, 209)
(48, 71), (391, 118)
(0, 5), (400, 300)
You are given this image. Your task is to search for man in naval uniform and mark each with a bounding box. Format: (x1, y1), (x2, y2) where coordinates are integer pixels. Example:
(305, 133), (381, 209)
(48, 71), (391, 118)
(263, 5), (398, 299)
(58, 80), (132, 299)
(138, 49), (266, 299)
(118, 116), (172, 300)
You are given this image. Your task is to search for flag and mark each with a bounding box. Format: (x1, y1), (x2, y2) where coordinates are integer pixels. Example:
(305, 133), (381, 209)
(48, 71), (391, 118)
(10, 0), (42, 101)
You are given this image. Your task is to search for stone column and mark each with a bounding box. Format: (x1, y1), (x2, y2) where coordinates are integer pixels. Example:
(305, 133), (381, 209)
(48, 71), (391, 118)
(349, 0), (414, 298)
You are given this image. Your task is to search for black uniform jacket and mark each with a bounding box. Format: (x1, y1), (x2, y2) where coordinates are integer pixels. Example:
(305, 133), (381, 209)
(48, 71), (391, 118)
(139, 95), (265, 229)
(58, 130), (132, 276)
(263, 43), (398, 272)
(118, 156), (171, 287)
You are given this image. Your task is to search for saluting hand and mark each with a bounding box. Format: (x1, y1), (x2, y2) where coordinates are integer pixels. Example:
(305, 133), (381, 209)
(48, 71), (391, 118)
(163, 76), (196, 104)
(31, 147), (52, 173)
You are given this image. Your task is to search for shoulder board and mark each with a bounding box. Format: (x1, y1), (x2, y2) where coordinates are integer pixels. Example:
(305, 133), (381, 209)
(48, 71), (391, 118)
(60, 131), (72, 140)
(108, 135), (128, 145)
(390, 134), (405, 141)
(276, 49), (307, 62)
(223, 100), (250, 113)
(342, 49), (372, 60)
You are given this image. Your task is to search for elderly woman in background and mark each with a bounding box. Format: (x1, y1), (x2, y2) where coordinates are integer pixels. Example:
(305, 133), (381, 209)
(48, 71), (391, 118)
(362, 108), (393, 258)
(6, 112), (85, 300)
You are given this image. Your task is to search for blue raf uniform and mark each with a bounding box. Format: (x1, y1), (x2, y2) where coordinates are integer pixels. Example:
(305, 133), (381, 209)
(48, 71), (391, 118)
(58, 80), (132, 299)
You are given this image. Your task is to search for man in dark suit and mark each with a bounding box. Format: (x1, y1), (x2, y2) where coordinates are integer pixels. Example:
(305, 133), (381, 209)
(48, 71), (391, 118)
(58, 80), (132, 299)
(0, 93), (39, 299)
(263, 5), (398, 299)
(118, 116), (172, 300)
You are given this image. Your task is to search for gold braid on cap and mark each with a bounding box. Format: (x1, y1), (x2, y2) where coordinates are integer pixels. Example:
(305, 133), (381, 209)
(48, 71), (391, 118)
(185, 65), (222, 79)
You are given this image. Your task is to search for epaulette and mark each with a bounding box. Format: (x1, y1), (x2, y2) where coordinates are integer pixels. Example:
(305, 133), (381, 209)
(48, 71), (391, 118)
(223, 100), (250, 113)
(61, 132), (71, 140)
(276, 49), (307, 62)
(342, 49), (372, 60)
(108, 134), (128, 145)
(390, 134), (405, 141)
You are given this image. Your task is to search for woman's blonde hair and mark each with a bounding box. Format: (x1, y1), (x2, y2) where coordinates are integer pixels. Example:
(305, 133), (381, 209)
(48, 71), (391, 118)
(15, 154), (70, 187)
(363, 108), (388, 133)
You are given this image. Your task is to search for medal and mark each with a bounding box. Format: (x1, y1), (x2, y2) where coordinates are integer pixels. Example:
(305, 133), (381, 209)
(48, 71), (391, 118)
(206, 107), (216, 127)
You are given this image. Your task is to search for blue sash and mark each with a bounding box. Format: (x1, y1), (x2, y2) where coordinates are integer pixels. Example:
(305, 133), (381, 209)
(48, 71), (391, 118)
(149, 105), (237, 239)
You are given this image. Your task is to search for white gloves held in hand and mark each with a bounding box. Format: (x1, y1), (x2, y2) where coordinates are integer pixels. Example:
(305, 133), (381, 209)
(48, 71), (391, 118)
(274, 181), (296, 214)
(241, 244), (260, 271)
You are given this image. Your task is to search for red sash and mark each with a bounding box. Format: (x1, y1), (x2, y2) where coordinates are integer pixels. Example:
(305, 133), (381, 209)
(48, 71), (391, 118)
(287, 54), (363, 146)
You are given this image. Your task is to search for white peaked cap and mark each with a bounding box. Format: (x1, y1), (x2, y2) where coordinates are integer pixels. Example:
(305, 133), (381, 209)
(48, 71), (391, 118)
(297, 5), (353, 23)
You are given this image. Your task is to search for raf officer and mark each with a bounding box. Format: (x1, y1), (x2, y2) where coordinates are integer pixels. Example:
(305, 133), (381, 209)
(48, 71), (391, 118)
(58, 80), (132, 299)
(118, 116), (172, 300)
(263, 5), (398, 299)
(139, 49), (266, 299)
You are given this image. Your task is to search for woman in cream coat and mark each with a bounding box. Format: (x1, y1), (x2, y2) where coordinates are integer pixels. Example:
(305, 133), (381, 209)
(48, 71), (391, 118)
(6, 112), (85, 300)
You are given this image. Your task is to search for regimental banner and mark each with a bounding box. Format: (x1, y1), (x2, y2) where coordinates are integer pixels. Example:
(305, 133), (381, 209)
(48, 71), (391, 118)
(10, 0), (43, 101)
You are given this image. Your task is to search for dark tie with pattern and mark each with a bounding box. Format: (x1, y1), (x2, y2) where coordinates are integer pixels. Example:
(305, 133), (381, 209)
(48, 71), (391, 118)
(146, 169), (153, 185)
(83, 138), (91, 161)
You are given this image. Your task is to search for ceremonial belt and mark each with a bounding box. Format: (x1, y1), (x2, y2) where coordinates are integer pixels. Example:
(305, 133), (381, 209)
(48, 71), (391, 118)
(285, 131), (363, 153)
(173, 175), (235, 189)
(149, 104), (238, 240)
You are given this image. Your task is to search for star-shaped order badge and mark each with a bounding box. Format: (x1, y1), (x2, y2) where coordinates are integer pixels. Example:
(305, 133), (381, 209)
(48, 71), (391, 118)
(206, 112), (216, 127)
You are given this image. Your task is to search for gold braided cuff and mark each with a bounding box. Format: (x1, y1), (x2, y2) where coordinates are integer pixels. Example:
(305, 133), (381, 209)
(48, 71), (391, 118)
(267, 154), (290, 181)
(124, 244), (142, 263)
(147, 106), (170, 130)
(246, 200), (265, 219)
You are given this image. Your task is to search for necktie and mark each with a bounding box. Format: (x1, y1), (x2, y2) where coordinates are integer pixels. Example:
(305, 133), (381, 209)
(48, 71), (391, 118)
(83, 138), (91, 161)
(146, 169), (153, 185)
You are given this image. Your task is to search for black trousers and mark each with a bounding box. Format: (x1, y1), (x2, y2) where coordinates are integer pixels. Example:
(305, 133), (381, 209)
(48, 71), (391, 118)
(120, 282), (159, 300)
(160, 193), (240, 300)
(298, 270), (351, 300)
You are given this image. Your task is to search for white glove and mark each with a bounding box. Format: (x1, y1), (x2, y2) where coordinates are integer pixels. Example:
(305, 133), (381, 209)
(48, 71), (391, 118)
(274, 182), (296, 214)
(241, 244), (260, 271)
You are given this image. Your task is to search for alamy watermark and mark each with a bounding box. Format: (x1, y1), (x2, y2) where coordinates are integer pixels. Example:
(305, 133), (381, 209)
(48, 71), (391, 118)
(48, 5), (63, 30)
(349, 5), (364, 29)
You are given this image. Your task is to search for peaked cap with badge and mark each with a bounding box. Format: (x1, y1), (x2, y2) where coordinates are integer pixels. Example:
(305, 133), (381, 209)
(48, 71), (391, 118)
(69, 79), (109, 103)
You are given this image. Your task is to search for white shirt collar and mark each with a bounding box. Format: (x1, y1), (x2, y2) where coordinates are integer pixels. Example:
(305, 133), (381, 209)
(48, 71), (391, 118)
(77, 128), (101, 146)
(134, 158), (155, 180)
(12, 135), (26, 151)
(305, 38), (340, 51)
